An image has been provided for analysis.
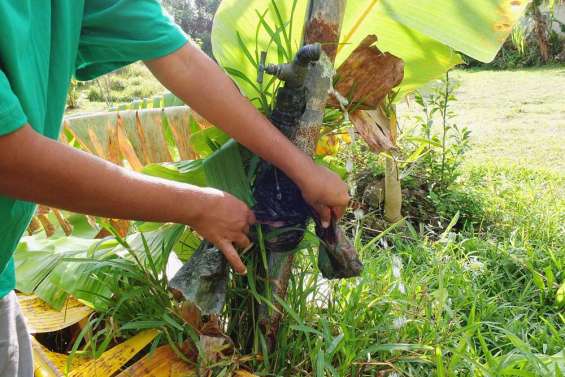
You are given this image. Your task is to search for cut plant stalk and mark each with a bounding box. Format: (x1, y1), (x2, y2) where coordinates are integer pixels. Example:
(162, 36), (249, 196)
(259, 0), (348, 349)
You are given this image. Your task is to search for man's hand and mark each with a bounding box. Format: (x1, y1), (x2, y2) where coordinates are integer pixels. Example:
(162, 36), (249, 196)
(297, 164), (350, 228)
(186, 188), (255, 275)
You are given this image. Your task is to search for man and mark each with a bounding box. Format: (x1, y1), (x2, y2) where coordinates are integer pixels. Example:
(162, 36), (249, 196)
(0, 1), (349, 375)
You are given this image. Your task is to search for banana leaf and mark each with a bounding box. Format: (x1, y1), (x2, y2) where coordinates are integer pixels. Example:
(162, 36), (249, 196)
(15, 225), (184, 310)
(212, 0), (529, 101)
(144, 139), (253, 205)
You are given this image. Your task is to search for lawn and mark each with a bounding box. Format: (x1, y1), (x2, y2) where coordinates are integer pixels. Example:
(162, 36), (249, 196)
(451, 66), (565, 173)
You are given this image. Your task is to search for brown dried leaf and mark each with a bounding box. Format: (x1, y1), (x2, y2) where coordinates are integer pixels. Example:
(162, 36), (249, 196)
(191, 111), (214, 130)
(106, 120), (122, 165)
(350, 109), (395, 153)
(117, 115), (144, 171)
(27, 217), (42, 235)
(135, 110), (173, 163)
(52, 209), (73, 236)
(165, 107), (194, 160)
(86, 216), (98, 229)
(95, 219), (130, 239)
(63, 121), (93, 154)
(199, 335), (227, 364)
(87, 127), (107, 159)
(180, 301), (202, 330)
(330, 35), (404, 110)
(37, 214), (55, 238)
(135, 112), (152, 164)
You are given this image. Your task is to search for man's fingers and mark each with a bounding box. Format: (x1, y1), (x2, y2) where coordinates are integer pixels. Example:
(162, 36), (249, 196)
(316, 205), (332, 228)
(332, 205), (345, 220)
(217, 240), (247, 275)
(247, 210), (256, 225)
(242, 224), (250, 235)
(234, 234), (251, 249)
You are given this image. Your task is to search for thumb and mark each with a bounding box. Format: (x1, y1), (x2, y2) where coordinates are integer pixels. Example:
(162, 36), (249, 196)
(217, 240), (247, 275)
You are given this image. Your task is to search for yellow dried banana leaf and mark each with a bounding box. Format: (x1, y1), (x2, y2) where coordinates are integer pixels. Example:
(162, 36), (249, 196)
(115, 345), (195, 377)
(17, 294), (92, 334)
(68, 329), (159, 377)
(32, 337), (89, 377)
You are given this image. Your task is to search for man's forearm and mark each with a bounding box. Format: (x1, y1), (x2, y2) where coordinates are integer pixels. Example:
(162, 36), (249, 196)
(145, 43), (317, 188)
(0, 125), (205, 224)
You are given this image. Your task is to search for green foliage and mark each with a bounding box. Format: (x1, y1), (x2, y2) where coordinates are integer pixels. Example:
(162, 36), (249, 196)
(411, 74), (471, 192)
(49, 2), (563, 374)
(237, 164), (565, 376)
(67, 226), (193, 366)
(462, 1), (565, 70)
(78, 63), (166, 107)
(212, 0), (466, 103)
(462, 38), (563, 70)
(162, 0), (221, 56)
(66, 79), (80, 109)
(144, 139), (253, 205)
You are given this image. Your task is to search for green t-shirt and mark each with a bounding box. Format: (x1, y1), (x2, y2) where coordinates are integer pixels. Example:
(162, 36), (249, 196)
(0, 0), (188, 298)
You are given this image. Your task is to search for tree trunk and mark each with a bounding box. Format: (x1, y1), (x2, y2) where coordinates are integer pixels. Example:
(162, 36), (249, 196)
(532, 2), (550, 63)
(260, 0), (347, 348)
(293, 0), (346, 154)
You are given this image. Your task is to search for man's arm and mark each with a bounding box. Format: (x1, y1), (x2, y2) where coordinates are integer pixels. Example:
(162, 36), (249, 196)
(0, 125), (252, 274)
(145, 42), (350, 225)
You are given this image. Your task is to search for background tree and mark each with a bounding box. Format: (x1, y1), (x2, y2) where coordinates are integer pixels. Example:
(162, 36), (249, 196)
(162, 0), (221, 56)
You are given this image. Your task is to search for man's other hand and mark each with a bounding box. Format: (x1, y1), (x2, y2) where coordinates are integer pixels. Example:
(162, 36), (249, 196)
(298, 164), (350, 228)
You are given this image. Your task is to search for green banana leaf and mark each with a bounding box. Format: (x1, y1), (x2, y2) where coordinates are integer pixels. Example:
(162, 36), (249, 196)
(212, 0), (528, 102)
(337, 0), (463, 99)
(15, 235), (117, 309)
(376, 0), (531, 63)
(144, 139), (253, 205)
(15, 224), (185, 310)
(17, 135), (251, 310)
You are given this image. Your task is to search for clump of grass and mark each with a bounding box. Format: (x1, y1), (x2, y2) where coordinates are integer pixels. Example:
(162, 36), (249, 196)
(243, 163), (565, 376)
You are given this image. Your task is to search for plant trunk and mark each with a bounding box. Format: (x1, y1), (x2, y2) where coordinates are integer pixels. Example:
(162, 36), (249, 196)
(384, 155), (402, 223)
(532, 3), (550, 63)
(260, 0), (347, 347)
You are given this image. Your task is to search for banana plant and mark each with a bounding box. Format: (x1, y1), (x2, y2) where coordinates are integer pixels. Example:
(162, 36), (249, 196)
(205, 0), (534, 347)
(211, 0), (531, 223)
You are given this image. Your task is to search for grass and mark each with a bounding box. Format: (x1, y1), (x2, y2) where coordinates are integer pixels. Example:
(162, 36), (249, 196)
(257, 67), (565, 376)
(257, 164), (564, 376)
(449, 66), (565, 174)
(399, 65), (565, 174)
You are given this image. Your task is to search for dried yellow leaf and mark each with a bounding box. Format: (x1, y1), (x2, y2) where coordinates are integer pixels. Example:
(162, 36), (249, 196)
(18, 295), (92, 334)
(116, 345), (194, 377)
(234, 370), (259, 377)
(68, 329), (159, 377)
(32, 337), (89, 376)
